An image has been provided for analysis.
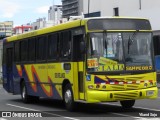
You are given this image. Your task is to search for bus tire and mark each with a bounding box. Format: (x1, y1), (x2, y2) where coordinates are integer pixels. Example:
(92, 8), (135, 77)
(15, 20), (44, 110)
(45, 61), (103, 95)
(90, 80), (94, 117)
(120, 100), (135, 109)
(63, 84), (75, 111)
(20, 81), (31, 103)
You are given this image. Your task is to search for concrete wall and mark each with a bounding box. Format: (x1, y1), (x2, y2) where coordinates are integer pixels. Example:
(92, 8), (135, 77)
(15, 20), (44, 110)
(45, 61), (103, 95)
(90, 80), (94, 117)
(82, 0), (160, 30)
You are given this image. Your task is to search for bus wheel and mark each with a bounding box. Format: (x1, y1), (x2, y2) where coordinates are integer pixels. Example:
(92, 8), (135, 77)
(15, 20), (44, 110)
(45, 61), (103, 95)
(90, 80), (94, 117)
(21, 82), (31, 103)
(64, 84), (75, 111)
(120, 100), (135, 109)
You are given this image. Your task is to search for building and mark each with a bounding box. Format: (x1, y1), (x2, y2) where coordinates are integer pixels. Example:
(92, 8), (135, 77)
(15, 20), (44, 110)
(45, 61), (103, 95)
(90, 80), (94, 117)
(48, 5), (62, 25)
(0, 21), (13, 38)
(13, 25), (32, 35)
(31, 18), (46, 30)
(81, 0), (160, 32)
(62, 0), (83, 18)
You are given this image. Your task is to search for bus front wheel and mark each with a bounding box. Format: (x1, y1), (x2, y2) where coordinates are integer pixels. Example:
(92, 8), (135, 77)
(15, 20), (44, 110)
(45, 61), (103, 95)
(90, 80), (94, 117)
(120, 100), (135, 108)
(63, 84), (76, 111)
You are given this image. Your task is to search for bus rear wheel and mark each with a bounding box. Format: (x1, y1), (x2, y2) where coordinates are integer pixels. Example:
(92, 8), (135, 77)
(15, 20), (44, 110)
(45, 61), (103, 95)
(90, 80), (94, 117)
(63, 84), (76, 111)
(120, 100), (135, 108)
(21, 81), (39, 103)
(21, 81), (31, 103)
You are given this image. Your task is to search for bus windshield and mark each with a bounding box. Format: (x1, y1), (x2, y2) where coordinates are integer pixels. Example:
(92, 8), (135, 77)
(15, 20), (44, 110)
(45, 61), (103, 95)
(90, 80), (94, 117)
(87, 32), (153, 72)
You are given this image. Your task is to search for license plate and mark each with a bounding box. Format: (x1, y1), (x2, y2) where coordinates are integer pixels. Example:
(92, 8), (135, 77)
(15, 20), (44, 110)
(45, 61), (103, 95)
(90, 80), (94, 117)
(146, 91), (154, 96)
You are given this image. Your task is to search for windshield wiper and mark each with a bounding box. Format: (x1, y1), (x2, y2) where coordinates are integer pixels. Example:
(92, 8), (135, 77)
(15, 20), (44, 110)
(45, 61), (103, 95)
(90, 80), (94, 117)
(103, 31), (108, 56)
(128, 30), (139, 54)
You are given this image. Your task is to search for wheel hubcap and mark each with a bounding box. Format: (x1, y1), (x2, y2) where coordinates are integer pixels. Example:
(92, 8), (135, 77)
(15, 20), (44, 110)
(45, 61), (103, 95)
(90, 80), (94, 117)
(65, 90), (72, 103)
(22, 87), (26, 99)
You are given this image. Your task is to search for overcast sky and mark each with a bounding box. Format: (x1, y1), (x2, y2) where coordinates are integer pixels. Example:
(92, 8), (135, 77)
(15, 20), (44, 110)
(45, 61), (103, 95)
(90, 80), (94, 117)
(0, 0), (61, 26)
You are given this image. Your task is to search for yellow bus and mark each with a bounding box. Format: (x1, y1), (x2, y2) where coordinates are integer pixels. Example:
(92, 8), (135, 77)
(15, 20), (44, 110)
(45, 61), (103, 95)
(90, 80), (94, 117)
(2, 17), (158, 111)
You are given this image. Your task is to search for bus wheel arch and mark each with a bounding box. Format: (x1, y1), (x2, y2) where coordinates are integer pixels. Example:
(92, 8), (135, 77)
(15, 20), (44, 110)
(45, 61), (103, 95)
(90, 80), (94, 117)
(62, 79), (75, 111)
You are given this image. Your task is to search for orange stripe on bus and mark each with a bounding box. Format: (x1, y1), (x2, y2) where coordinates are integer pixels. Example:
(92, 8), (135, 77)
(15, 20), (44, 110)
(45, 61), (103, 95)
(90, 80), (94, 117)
(31, 65), (53, 97)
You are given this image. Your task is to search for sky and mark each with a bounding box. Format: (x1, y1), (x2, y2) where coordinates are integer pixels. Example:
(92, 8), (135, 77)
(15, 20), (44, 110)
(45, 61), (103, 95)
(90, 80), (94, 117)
(0, 0), (61, 26)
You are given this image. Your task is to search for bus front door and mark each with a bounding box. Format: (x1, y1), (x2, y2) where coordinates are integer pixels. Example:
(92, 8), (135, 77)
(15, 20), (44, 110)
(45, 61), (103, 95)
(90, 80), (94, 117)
(6, 48), (14, 93)
(73, 34), (85, 100)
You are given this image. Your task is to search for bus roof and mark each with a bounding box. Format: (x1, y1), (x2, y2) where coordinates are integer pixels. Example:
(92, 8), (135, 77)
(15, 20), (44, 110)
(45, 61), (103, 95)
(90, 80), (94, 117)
(6, 16), (150, 42)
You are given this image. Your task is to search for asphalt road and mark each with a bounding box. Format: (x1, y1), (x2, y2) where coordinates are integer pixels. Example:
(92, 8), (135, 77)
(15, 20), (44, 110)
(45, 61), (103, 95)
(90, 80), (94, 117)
(0, 84), (160, 120)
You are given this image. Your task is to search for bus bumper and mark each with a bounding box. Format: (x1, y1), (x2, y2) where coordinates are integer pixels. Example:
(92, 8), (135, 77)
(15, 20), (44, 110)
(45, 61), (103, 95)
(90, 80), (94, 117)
(86, 87), (158, 103)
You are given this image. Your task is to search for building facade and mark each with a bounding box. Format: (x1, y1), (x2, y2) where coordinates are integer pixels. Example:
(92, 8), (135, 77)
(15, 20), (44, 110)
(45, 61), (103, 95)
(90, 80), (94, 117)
(31, 18), (46, 30)
(81, 0), (160, 31)
(48, 5), (62, 25)
(62, 0), (83, 18)
(13, 25), (32, 35)
(0, 21), (13, 38)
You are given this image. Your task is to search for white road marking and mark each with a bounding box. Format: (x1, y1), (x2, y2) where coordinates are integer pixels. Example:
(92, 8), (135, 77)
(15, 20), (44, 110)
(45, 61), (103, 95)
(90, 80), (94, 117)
(0, 118), (7, 120)
(133, 106), (160, 111)
(110, 112), (141, 119)
(137, 118), (160, 120)
(6, 104), (79, 120)
(100, 103), (160, 112)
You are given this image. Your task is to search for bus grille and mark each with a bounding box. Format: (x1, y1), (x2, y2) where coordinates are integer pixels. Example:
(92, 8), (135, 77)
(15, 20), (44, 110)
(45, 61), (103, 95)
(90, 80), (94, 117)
(126, 85), (139, 90)
(111, 85), (124, 90)
(111, 84), (139, 90)
(114, 91), (138, 100)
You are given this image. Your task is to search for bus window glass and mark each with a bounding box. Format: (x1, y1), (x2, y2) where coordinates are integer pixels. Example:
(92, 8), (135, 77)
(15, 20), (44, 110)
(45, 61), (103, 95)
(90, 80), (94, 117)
(123, 32), (152, 66)
(36, 36), (47, 61)
(87, 33), (124, 72)
(61, 31), (71, 59)
(48, 34), (58, 60)
(28, 38), (36, 61)
(20, 40), (28, 62)
(87, 32), (153, 72)
(14, 42), (20, 62)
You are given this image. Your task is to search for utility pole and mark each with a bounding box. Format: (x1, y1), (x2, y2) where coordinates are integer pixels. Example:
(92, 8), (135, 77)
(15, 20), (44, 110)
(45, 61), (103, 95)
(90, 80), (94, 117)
(88, 0), (90, 17)
(139, 0), (142, 10)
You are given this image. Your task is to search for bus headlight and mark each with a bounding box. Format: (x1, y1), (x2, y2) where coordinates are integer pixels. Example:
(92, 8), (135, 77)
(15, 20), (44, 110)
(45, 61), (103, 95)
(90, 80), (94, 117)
(102, 85), (106, 89)
(144, 83), (148, 88)
(96, 84), (100, 89)
(150, 82), (153, 86)
(88, 85), (94, 89)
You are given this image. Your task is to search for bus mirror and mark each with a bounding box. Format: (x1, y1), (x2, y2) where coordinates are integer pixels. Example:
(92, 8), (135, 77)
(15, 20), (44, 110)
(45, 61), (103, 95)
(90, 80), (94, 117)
(80, 41), (85, 54)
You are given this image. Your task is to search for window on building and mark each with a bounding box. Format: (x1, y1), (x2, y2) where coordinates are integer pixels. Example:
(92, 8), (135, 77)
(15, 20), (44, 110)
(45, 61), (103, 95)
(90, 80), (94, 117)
(114, 7), (119, 16)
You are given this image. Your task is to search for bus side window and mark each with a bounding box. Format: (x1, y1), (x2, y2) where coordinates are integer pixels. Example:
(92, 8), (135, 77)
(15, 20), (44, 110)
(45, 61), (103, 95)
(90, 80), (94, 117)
(20, 40), (28, 62)
(48, 33), (58, 60)
(36, 36), (47, 61)
(14, 42), (20, 62)
(28, 38), (36, 62)
(60, 31), (71, 60)
(73, 34), (84, 61)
